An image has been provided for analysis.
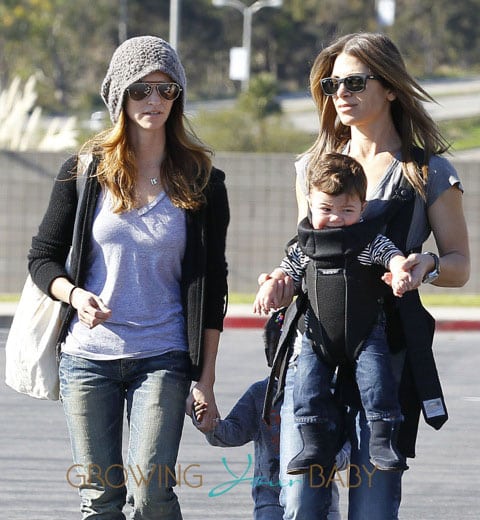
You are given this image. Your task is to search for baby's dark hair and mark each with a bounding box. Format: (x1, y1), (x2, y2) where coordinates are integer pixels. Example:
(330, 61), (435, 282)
(307, 152), (367, 202)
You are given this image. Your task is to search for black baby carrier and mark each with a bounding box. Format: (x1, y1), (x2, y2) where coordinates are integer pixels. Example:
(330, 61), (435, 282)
(297, 215), (390, 366)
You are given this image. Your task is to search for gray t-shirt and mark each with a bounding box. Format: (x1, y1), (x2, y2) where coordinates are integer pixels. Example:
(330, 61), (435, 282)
(63, 189), (187, 360)
(295, 151), (463, 252)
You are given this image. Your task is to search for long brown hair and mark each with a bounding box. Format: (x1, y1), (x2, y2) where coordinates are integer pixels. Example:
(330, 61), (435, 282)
(79, 95), (212, 213)
(307, 32), (450, 196)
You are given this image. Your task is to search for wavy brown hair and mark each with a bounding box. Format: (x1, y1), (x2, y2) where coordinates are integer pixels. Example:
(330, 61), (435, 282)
(79, 95), (212, 213)
(307, 32), (450, 197)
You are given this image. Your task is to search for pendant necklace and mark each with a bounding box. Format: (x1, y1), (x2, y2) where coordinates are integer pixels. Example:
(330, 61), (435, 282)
(150, 177), (159, 186)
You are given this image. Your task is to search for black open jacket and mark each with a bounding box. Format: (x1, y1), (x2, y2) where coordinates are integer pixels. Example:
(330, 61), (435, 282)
(28, 155), (229, 381)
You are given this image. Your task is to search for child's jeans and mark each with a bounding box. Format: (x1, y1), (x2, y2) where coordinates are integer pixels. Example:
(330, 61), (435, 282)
(281, 332), (403, 520)
(293, 316), (402, 424)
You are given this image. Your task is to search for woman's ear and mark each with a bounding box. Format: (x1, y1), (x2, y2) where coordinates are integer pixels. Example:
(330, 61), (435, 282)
(386, 89), (397, 102)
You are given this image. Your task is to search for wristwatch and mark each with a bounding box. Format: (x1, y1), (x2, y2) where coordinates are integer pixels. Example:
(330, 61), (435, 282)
(422, 252), (440, 284)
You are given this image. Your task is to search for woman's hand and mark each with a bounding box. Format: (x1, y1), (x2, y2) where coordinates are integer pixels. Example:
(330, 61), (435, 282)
(70, 288), (112, 329)
(253, 270), (295, 315)
(190, 400), (216, 432)
(186, 382), (219, 433)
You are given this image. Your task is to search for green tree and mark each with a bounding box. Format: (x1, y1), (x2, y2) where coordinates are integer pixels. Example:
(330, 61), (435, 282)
(391, 0), (480, 76)
(192, 72), (313, 152)
(237, 73), (281, 120)
(1, 0), (480, 119)
(0, 0), (116, 112)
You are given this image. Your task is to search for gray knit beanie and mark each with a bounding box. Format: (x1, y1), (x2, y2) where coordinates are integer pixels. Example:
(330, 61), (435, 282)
(101, 35), (186, 123)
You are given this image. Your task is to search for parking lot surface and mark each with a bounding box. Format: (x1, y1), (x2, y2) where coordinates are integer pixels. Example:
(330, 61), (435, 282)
(1, 328), (479, 519)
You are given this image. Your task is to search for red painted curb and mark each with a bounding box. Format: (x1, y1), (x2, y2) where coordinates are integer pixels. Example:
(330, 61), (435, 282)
(436, 321), (480, 331)
(2, 316), (479, 331)
(224, 316), (480, 331)
(224, 316), (267, 328)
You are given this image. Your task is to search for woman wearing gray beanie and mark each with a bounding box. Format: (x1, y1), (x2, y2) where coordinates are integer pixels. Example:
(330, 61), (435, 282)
(28, 35), (229, 519)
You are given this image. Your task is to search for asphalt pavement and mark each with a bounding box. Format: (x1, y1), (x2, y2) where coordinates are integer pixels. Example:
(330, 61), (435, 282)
(1, 325), (480, 519)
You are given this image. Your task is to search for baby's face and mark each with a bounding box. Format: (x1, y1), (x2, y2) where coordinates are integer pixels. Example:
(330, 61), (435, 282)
(308, 189), (365, 230)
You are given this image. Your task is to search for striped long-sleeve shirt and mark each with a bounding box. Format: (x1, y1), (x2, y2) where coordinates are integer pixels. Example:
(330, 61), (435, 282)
(280, 233), (403, 292)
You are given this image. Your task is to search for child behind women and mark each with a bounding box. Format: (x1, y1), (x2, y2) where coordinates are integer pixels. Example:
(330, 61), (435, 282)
(191, 343), (350, 520)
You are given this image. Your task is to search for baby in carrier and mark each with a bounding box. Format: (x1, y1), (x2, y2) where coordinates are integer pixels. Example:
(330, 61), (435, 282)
(254, 152), (413, 474)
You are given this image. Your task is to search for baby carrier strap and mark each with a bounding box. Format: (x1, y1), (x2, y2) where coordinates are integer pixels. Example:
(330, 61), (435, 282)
(380, 150), (449, 445)
(262, 293), (308, 424)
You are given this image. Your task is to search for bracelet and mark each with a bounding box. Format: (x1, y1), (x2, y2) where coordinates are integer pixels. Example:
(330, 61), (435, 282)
(68, 286), (78, 306)
(422, 251), (440, 284)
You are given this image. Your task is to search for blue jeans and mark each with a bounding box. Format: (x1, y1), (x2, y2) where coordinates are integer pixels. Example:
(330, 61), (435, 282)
(293, 334), (339, 425)
(255, 504), (285, 519)
(347, 409), (402, 519)
(279, 337), (334, 520)
(355, 318), (402, 422)
(294, 318), (401, 423)
(281, 333), (403, 520)
(60, 351), (191, 520)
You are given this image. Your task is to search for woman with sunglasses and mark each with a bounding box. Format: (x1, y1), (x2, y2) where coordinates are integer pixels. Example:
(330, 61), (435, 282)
(28, 35), (229, 519)
(257, 32), (469, 519)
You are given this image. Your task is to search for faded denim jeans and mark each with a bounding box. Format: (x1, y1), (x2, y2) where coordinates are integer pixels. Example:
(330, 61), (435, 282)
(60, 350), (191, 520)
(294, 315), (401, 424)
(280, 332), (402, 520)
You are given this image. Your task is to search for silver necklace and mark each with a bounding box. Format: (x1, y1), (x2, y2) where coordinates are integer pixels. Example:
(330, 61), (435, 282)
(150, 177), (159, 186)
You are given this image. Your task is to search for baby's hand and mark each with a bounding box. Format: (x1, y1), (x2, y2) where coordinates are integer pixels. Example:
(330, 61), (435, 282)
(253, 270), (294, 315)
(391, 272), (411, 297)
(253, 281), (278, 315)
(382, 267), (412, 297)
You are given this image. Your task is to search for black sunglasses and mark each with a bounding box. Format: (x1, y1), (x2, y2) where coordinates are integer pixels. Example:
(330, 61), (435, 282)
(126, 82), (182, 101)
(321, 74), (380, 96)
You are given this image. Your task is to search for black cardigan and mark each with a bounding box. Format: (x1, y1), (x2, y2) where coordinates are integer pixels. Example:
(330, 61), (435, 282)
(28, 155), (229, 380)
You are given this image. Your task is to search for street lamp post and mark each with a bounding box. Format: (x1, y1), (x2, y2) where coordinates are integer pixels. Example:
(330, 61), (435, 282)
(170, 0), (181, 50)
(119, 0), (128, 43)
(212, 0), (283, 91)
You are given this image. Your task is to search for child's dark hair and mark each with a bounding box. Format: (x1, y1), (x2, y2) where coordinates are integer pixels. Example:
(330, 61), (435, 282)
(307, 152), (367, 202)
